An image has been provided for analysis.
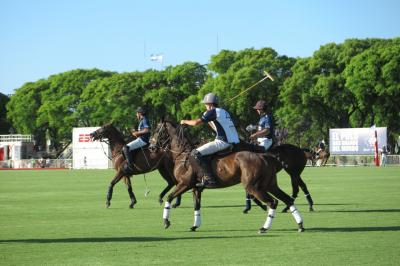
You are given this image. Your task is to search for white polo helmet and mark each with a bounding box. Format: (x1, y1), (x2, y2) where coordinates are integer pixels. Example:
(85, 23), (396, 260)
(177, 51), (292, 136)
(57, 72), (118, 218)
(202, 93), (218, 104)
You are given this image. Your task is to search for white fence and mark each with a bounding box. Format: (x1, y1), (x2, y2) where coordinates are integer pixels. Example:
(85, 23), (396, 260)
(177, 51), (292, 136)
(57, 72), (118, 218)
(0, 159), (72, 169)
(307, 155), (400, 167)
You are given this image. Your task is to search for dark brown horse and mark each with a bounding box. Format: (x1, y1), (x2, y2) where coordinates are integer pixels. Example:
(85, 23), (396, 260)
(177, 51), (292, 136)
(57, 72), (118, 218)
(90, 123), (177, 209)
(153, 119), (305, 233)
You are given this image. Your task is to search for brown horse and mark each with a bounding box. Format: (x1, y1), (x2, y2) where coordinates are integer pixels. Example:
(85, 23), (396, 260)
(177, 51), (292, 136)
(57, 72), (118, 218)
(153, 119), (305, 233)
(90, 123), (177, 209)
(238, 142), (315, 212)
(302, 148), (317, 166)
(314, 148), (330, 166)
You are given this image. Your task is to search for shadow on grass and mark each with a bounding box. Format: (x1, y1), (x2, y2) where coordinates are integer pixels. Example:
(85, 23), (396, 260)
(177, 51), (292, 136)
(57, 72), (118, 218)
(277, 225), (400, 233)
(0, 234), (270, 244)
(318, 209), (400, 213)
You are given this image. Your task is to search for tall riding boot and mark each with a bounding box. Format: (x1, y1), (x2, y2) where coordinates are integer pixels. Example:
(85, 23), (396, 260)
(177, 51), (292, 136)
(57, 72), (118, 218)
(122, 146), (134, 171)
(189, 150), (217, 189)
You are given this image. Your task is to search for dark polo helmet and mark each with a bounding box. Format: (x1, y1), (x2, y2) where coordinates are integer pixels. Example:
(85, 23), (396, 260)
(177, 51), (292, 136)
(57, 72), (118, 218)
(253, 100), (267, 110)
(136, 106), (146, 114)
(202, 93), (219, 104)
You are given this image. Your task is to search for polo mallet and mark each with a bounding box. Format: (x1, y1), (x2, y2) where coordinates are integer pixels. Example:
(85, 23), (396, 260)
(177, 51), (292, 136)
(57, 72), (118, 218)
(227, 70), (274, 103)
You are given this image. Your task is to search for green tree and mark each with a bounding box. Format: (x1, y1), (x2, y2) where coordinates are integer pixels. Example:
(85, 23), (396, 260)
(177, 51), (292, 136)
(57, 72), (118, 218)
(187, 47), (296, 137)
(6, 80), (49, 146)
(36, 69), (114, 150)
(0, 93), (11, 134)
(345, 38), (400, 144)
(277, 39), (389, 147)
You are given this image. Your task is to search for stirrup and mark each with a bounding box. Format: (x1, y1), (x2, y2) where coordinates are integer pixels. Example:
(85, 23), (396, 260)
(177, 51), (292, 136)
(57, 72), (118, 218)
(196, 176), (217, 189)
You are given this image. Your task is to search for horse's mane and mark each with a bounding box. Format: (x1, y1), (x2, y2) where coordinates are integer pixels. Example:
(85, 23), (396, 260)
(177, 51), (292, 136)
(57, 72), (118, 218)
(163, 118), (196, 152)
(104, 123), (127, 144)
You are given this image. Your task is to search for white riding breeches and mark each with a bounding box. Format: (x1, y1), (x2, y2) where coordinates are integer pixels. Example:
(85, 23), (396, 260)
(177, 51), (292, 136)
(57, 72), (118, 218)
(257, 137), (273, 151)
(196, 139), (232, 156)
(127, 138), (147, 151)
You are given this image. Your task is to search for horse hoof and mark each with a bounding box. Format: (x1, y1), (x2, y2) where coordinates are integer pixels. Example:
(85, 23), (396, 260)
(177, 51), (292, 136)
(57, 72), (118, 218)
(172, 203), (180, 209)
(298, 223), (305, 232)
(309, 206), (314, 212)
(281, 207), (289, 213)
(106, 202), (111, 208)
(258, 227), (268, 234)
(190, 226), (197, 232)
(164, 219), (171, 229)
(261, 205), (268, 211)
(159, 199), (163, 205)
(243, 208), (250, 214)
(129, 204), (134, 209)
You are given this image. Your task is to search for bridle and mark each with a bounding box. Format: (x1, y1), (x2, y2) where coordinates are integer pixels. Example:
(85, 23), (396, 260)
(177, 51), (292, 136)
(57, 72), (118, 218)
(90, 127), (123, 161)
(152, 122), (190, 162)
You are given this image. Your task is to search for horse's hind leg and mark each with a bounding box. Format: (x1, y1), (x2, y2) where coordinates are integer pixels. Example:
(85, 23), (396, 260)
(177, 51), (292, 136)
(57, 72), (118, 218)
(106, 171), (125, 208)
(243, 193), (252, 214)
(269, 186), (305, 232)
(297, 176), (314, 211)
(250, 190), (278, 233)
(282, 175), (299, 213)
(124, 177), (137, 209)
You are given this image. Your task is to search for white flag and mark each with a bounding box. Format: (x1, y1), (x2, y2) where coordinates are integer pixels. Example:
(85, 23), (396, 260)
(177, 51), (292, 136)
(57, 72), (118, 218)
(150, 54), (163, 62)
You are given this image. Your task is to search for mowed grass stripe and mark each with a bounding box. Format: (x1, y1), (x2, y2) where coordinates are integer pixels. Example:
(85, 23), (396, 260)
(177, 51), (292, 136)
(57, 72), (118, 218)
(0, 167), (399, 265)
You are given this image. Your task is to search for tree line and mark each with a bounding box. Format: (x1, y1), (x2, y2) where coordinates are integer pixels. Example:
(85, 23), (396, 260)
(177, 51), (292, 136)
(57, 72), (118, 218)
(2, 37), (400, 153)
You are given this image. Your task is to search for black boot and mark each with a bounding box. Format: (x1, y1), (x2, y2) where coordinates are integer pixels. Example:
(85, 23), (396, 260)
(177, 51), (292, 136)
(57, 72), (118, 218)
(122, 146), (134, 172)
(189, 150), (217, 189)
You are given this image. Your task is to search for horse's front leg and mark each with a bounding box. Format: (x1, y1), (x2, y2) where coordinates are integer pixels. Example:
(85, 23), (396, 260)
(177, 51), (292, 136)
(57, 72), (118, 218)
(163, 183), (191, 229)
(124, 177), (137, 209)
(190, 188), (202, 231)
(106, 171), (124, 208)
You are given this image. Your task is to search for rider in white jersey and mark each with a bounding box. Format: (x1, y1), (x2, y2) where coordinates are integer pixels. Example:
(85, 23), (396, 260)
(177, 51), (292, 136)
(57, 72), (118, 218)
(180, 93), (239, 189)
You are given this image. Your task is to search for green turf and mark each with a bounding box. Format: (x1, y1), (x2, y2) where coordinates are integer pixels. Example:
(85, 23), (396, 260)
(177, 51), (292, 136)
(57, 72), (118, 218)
(0, 167), (399, 265)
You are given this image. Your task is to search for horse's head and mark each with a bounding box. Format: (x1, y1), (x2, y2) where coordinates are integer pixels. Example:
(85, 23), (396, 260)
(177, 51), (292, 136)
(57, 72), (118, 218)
(90, 123), (117, 142)
(152, 117), (177, 150)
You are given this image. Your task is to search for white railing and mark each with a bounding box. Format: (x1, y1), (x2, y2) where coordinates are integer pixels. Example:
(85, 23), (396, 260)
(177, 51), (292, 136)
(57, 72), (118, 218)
(0, 159), (72, 169)
(0, 134), (33, 142)
(306, 155), (400, 167)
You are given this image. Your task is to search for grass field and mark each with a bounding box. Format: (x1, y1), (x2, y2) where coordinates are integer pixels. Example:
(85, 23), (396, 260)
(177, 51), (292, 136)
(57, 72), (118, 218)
(0, 167), (399, 265)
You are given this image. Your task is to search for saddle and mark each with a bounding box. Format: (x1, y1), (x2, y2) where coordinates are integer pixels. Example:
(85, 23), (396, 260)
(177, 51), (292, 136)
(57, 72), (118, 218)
(202, 144), (236, 162)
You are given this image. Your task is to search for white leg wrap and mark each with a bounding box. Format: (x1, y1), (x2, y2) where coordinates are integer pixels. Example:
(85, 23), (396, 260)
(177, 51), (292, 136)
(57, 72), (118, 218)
(290, 205), (303, 224)
(193, 210), (201, 227)
(163, 202), (171, 220)
(262, 208), (276, 229)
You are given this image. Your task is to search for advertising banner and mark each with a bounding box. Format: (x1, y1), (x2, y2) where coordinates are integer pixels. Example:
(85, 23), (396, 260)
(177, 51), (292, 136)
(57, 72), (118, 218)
(329, 127), (387, 155)
(72, 127), (111, 169)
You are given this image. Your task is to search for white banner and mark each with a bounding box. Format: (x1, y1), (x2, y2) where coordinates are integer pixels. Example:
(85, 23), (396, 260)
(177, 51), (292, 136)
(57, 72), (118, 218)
(72, 127), (111, 169)
(329, 127), (387, 155)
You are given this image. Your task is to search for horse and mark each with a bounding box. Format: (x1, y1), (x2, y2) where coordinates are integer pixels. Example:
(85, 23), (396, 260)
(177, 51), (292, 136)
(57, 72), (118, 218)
(314, 148), (330, 166)
(152, 119), (305, 233)
(302, 148), (317, 166)
(237, 142), (315, 212)
(89, 123), (178, 209)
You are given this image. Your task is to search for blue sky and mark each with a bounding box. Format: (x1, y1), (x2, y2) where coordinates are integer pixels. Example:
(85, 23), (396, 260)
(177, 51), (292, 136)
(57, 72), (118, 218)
(1, 0), (399, 95)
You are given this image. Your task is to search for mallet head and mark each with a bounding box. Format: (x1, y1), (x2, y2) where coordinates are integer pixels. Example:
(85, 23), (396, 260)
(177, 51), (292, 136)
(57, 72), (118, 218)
(263, 70), (275, 81)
